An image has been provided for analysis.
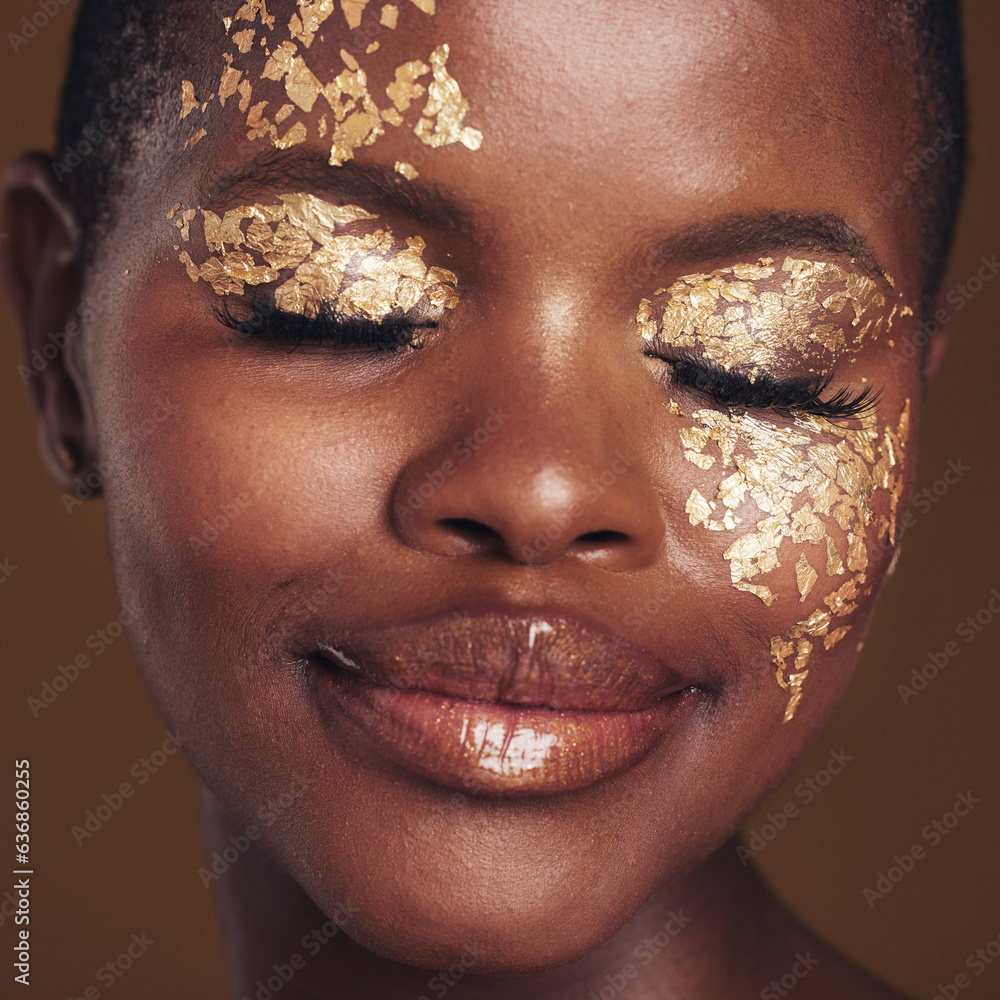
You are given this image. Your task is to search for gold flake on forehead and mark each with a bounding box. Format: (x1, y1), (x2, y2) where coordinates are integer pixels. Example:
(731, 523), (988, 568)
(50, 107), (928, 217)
(653, 260), (912, 721)
(177, 0), (483, 168)
(172, 192), (459, 323)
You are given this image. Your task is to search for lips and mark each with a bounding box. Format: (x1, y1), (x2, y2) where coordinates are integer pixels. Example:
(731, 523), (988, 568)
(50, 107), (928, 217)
(310, 612), (702, 796)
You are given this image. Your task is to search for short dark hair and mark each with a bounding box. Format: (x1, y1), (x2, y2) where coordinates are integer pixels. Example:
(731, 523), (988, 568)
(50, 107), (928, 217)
(54, 0), (967, 313)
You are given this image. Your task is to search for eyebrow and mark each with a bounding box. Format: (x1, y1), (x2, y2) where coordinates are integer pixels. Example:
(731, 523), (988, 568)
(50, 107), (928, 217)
(201, 147), (471, 232)
(203, 152), (889, 286)
(652, 211), (890, 287)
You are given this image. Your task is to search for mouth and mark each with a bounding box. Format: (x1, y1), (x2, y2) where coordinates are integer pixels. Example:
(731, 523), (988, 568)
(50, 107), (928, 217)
(308, 611), (706, 797)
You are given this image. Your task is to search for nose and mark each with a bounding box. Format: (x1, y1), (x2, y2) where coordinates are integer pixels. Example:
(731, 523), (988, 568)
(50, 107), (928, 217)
(389, 336), (666, 571)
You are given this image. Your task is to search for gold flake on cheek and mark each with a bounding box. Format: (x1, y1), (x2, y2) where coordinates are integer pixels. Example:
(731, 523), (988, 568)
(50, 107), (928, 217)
(795, 554), (818, 601)
(652, 259), (913, 721)
(171, 194), (459, 323)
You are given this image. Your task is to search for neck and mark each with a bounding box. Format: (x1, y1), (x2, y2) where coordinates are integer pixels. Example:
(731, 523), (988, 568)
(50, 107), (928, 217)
(201, 786), (809, 1000)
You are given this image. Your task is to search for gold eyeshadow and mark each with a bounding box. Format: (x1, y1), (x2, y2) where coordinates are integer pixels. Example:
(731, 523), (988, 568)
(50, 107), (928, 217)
(168, 193), (458, 322)
(176, 0), (482, 167)
(647, 258), (911, 721)
(638, 257), (909, 377)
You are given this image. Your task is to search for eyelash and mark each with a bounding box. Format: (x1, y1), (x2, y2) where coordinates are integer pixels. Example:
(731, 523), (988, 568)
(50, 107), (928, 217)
(215, 297), (435, 353)
(648, 349), (881, 420)
(218, 298), (878, 420)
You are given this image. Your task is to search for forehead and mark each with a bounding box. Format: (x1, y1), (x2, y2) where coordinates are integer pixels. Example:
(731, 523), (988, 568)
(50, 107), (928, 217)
(162, 0), (913, 287)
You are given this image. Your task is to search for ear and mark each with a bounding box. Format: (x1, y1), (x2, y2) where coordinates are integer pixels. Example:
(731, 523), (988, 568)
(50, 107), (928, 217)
(923, 288), (950, 384)
(0, 152), (98, 493)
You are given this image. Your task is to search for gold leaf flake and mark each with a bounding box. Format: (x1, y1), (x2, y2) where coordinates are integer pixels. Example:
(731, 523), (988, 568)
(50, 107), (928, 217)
(387, 60), (429, 112)
(825, 536), (844, 576)
(233, 28), (255, 52)
(380, 3), (398, 27)
(219, 65), (242, 107)
(795, 554), (818, 601)
(274, 121), (308, 148)
(686, 489), (714, 527)
(285, 55), (324, 111)
(735, 583), (775, 606)
(180, 80), (199, 119)
(238, 79), (253, 113)
(341, 0), (370, 29)
(824, 626), (851, 650)
(407, 0), (434, 11)
(414, 44), (483, 150)
(394, 160), (419, 180)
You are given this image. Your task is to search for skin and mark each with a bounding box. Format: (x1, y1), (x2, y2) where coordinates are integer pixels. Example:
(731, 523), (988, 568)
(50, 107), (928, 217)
(2, 1), (952, 996)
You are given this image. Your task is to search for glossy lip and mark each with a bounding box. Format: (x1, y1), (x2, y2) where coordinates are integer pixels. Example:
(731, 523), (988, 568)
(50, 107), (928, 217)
(309, 611), (705, 797)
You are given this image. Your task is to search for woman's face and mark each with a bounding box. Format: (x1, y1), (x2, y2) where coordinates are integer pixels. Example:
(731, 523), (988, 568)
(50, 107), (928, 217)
(76, 0), (926, 972)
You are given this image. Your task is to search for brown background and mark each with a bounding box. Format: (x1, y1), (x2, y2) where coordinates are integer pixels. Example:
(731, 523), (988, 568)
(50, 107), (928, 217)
(2, 2), (997, 997)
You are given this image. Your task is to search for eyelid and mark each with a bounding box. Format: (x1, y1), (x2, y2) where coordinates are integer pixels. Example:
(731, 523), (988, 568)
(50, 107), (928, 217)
(645, 342), (881, 420)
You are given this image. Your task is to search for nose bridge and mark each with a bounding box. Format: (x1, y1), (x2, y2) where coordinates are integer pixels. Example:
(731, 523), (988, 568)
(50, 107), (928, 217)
(389, 284), (666, 569)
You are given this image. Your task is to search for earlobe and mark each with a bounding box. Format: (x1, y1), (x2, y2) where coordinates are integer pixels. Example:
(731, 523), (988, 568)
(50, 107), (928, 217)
(0, 152), (97, 493)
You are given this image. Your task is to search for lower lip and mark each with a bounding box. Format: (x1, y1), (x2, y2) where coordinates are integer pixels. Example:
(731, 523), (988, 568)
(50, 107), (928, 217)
(322, 672), (690, 796)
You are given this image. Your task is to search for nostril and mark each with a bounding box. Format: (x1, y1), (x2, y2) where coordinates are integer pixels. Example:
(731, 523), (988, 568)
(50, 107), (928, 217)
(577, 530), (627, 545)
(438, 518), (501, 542)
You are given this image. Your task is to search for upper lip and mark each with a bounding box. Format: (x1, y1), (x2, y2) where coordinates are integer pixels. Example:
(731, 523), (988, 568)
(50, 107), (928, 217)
(314, 609), (696, 712)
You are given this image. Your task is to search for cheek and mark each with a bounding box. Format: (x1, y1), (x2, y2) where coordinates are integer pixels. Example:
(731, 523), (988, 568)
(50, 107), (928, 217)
(673, 398), (911, 721)
(93, 351), (398, 637)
